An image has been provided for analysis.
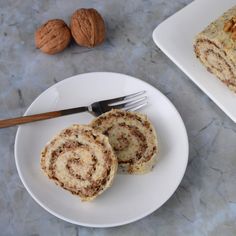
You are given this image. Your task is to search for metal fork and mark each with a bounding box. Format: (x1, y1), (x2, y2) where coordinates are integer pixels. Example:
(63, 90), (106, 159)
(0, 91), (148, 128)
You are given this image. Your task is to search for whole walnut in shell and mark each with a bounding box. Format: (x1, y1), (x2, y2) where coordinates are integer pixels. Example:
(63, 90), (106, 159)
(70, 8), (106, 47)
(35, 19), (71, 54)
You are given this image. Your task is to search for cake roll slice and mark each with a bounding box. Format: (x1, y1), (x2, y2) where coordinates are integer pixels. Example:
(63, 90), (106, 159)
(90, 110), (158, 174)
(194, 6), (236, 92)
(40, 124), (117, 201)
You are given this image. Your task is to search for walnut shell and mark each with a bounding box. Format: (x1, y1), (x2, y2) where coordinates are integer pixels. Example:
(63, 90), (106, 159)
(35, 19), (71, 54)
(70, 8), (106, 47)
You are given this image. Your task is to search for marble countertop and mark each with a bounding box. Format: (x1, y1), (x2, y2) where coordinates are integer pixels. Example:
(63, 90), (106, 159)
(1, 0), (236, 235)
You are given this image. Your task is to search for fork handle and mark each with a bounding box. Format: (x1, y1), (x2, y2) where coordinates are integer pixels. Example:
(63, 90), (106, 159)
(0, 106), (88, 128)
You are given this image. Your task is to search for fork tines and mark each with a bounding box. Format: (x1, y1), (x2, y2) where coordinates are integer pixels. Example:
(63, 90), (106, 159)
(108, 91), (148, 112)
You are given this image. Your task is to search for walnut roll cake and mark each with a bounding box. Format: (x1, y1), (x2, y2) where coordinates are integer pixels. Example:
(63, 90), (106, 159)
(194, 6), (236, 91)
(40, 124), (117, 201)
(91, 110), (158, 174)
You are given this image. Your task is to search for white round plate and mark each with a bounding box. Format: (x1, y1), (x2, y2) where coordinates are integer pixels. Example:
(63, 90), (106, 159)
(15, 72), (188, 227)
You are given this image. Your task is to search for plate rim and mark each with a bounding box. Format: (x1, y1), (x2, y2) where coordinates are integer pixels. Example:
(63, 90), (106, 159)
(14, 72), (189, 227)
(152, 0), (236, 123)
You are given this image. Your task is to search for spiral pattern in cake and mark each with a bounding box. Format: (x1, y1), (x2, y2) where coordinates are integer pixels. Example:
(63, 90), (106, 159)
(40, 124), (117, 201)
(90, 110), (158, 174)
(194, 6), (236, 92)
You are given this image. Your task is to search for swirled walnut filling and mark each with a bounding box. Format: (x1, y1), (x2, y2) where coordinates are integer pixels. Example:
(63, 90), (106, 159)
(40, 125), (117, 200)
(48, 140), (112, 198)
(194, 38), (236, 88)
(91, 110), (158, 174)
(103, 123), (148, 164)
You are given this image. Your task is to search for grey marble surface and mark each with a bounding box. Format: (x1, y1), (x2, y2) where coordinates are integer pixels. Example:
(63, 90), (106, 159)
(0, 0), (236, 235)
